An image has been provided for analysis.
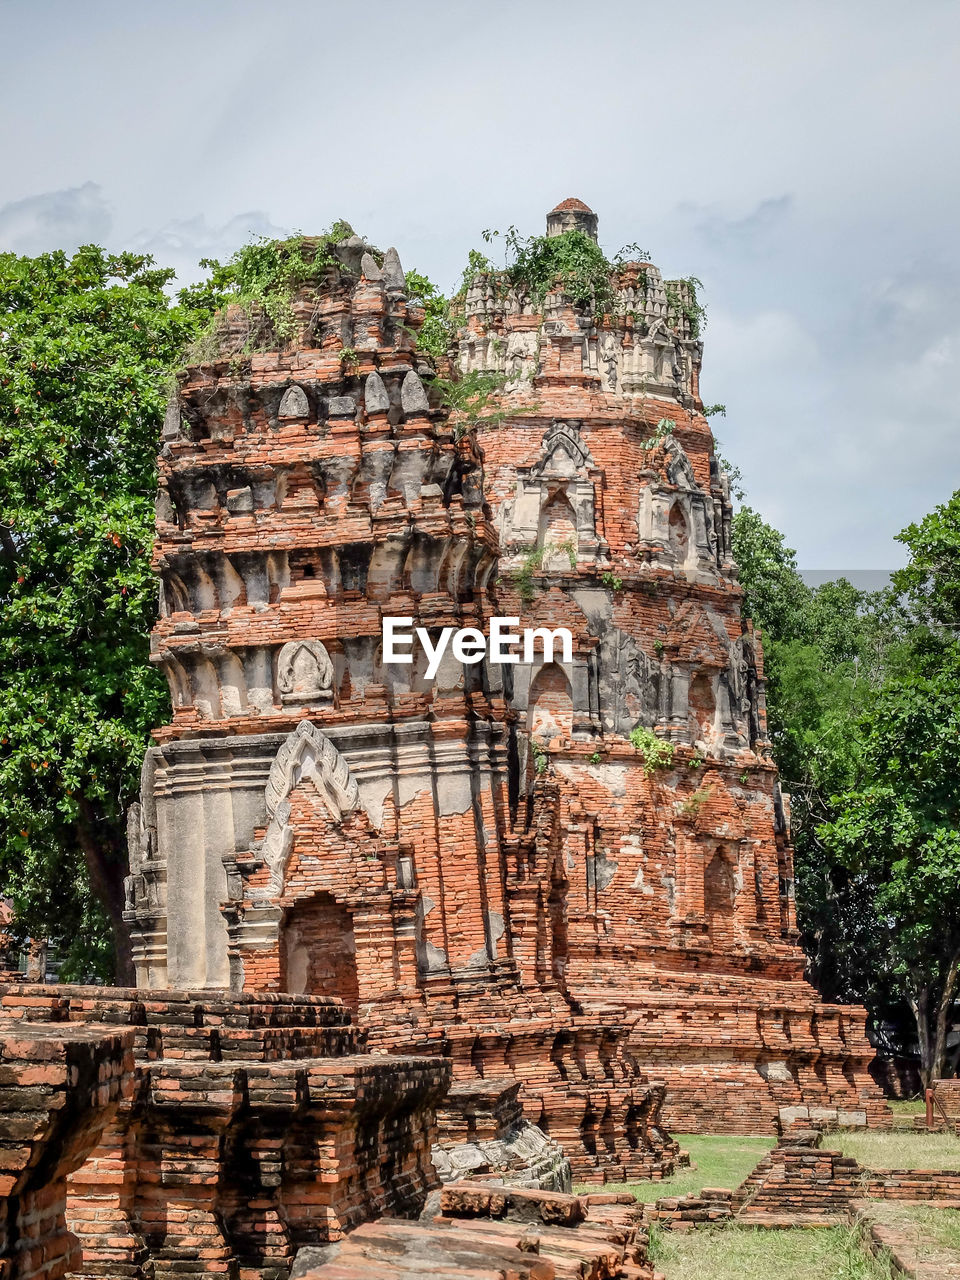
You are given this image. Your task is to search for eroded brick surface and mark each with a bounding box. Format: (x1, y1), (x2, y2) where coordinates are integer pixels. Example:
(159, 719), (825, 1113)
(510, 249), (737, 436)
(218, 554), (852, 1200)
(297, 1181), (657, 1279)
(0, 988), (446, 1280)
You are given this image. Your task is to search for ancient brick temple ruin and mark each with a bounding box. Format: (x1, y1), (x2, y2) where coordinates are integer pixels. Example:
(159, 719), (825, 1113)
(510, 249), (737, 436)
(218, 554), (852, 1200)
(0, 201), (889, 1280)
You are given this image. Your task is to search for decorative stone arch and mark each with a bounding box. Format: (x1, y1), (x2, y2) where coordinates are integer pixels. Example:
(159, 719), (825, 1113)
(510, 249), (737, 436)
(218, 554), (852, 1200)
(499, 421), (602, 559)
(637, 437), (720, 578)
(529, 421), (594, 478)
(261, 721), (364, 894)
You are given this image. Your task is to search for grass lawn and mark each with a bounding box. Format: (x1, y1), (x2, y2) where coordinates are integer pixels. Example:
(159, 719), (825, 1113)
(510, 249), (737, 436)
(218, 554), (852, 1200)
(830, 1127), (960, 1170)
(866, 1200), (960, 1266)
(886, 1098), (925, 1116)
(649, 1223), (894, 1280)
(577, 1133), (775, 1203)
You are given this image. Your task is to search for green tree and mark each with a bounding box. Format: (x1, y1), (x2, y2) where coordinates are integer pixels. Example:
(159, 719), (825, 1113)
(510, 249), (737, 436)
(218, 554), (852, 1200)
(895, 489), (960, 632)
(730, 505), (809, 645)
(734, 497), (960, 1079)
(0, 246), (207, 981)
(820, 634), (960, 1083)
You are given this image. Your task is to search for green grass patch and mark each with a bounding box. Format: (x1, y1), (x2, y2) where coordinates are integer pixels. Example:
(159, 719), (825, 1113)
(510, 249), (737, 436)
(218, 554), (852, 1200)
(830, 1128), (960, 1170)
(577, 1133), (774, 1203)
(867, 1200), (960, 1259)
(649, 1223), (893, 1280)
(886, 1098), (924, 1115)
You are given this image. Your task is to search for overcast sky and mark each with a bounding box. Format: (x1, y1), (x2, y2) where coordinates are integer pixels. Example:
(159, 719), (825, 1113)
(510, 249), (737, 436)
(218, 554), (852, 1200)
(1, 0), (958, 570)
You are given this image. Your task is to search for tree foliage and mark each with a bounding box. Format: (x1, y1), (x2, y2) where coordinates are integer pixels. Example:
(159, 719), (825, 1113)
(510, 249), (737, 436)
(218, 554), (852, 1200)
(403, 268), (450, 360)
(733, 498), (960, 1081)
(0, 246), (206, 980)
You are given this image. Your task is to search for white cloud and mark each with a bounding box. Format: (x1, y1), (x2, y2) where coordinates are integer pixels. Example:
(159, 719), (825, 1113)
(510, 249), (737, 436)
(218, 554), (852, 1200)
(0, 182), (112, 255)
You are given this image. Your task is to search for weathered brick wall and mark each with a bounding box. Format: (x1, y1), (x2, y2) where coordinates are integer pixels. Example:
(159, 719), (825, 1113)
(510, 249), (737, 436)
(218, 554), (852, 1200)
(862, 1167), (960, 1200)
(0, 1023), (134, 1280)
(0, 986), (448, 1280)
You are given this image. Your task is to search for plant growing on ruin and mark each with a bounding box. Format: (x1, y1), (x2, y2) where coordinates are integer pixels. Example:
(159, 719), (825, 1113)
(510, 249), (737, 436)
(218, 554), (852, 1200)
(531, 740), (549, 775)
(474, 226), (649, 314)
(664, 276), (707, 337)
(431, 370), (517, 438)
(557, 540), (578, 569)
(404, 269), (451, 360)
(513, 546), (546, 606)
(640, 418), (675, 450)
(182, 223), (356, 354)
(0, 245), (209, 981)
(453, 248), (495, 301)
(339, 346), (360, 372)
(679, 786), (712, 818)
(512, 541), (576, 604)
(628, 726), (675, 776)
(702, 403), (727, 417)
(601, 571), (623, 591)
(588, 751), (603, 764)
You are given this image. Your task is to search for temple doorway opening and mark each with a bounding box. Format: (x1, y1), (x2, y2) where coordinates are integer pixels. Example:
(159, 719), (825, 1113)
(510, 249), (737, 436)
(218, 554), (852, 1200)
(280, 891), (360, 1010)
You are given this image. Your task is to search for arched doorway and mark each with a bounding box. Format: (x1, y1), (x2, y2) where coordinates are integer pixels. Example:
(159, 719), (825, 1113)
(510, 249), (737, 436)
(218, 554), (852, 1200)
(528, 662), (573, 743)
(280, 892), (360, 1011)
(538, 490), (578, 570)
(704, 846), (737, 948)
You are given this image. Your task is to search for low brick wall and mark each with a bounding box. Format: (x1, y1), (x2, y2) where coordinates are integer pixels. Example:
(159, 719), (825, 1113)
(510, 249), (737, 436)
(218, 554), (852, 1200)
(0, 1023), (134, 1280)
(863, 1168), (960, 1201)
(0, 985), (449, 1280)
(645, 1188), (733, 1230)
(725, 1129), (862, 1224)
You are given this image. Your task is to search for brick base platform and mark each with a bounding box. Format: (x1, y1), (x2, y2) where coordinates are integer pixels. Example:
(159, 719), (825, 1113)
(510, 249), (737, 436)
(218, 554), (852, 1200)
(0, 985), (446, 1280)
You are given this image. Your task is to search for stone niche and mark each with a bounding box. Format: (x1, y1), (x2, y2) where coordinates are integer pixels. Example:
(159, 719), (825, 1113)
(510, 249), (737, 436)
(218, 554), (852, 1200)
(499, 421), (604, 564)
(277, 638), (335, 706)
(638, 435), (721, 580)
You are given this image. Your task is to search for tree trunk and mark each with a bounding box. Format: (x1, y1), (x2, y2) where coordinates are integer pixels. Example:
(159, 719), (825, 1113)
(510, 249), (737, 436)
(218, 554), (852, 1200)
(75, 799), (135, 986)
(908, 986), (933, 1088)
(932, 946), (960, 1081)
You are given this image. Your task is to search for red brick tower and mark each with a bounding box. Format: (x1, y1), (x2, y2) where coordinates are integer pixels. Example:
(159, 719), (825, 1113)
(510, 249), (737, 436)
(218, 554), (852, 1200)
(459, 199), (886, 1131)
(130, 231), (678, 1182)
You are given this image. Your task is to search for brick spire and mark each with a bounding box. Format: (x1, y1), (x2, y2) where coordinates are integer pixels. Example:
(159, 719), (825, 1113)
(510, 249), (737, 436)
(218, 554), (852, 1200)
(546, 197), (598, 241)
